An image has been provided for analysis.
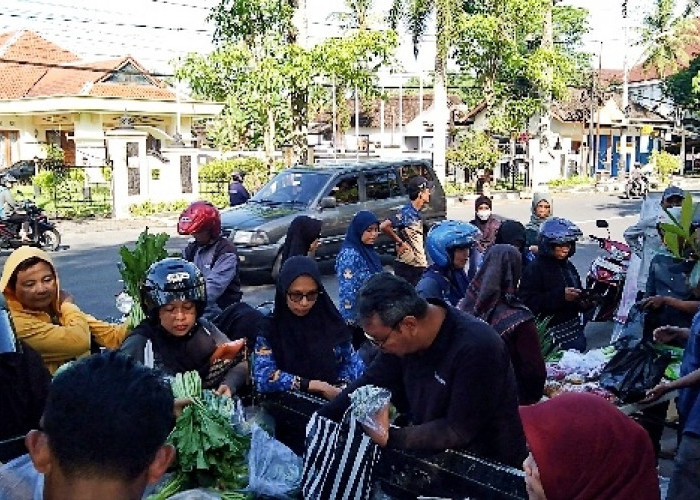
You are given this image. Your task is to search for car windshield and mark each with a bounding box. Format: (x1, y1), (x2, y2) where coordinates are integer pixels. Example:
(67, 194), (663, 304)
(251, 170), (331, 207)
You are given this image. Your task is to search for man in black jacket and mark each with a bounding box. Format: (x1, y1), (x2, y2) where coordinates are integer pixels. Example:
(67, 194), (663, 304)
(319, 272), (527, 468)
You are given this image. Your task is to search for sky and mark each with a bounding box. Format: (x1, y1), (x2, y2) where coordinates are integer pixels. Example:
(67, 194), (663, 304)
(0, 0), (662, 79)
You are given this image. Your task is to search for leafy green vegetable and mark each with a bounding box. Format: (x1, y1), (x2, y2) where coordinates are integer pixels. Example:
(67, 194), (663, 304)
(536, 315), (562, 361)
(118, 228), (169, 328)
(156, 371), (251, 498)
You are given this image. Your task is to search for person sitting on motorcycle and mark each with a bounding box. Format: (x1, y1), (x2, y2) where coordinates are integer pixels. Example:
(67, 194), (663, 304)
(416, 220), (481, 306)
(624, 186), (686, 301)
(519, 218), (591, 352)
(178, 201), (242, 319)
(0, 246), (128, 374)
(119, 258), (249, 397)
(228, 170), (250, 207)
(0, 174), (31, 242)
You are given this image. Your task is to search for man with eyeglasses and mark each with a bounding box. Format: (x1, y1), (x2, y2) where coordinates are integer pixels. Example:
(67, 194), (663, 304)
(318, 272), (527, 468)
(380, 176), (433, 286)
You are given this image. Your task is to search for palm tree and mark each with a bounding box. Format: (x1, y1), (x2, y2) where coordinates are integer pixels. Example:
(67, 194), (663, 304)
(328, 0), (374, 30)
(638, 0), (700, 79)
(390, 0), (457, 184)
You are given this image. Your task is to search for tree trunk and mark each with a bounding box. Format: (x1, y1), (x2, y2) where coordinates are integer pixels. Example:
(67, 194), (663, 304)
(433, 0), (450, 186)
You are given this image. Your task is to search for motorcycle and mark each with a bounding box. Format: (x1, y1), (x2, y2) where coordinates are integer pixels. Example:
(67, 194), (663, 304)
(0, 200), (61, 251)
(624, 174), (648, 199)
(585, 219), (632, 322)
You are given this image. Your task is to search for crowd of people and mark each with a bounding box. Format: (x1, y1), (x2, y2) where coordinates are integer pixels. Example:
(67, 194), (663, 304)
(3, 177), (700, 500)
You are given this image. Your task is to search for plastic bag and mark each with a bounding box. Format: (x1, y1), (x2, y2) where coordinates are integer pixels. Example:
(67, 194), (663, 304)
(598, 337), (673, 403)
(0, 454), (43, 500)
(615, 253), (641, 324)
(612, 303), (646, 344)
(247, 424), (302, 499)
(349, 385), (392, 434)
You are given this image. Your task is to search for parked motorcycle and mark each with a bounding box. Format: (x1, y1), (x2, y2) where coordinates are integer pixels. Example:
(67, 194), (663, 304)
(585, 219), (632, 322)
(0, 200), (61, 251)
(624, 174), (648, 199)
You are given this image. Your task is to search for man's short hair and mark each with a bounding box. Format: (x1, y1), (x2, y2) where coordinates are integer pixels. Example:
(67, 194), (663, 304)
(357, 272), (428, 327)
(42, 352), (174, 481)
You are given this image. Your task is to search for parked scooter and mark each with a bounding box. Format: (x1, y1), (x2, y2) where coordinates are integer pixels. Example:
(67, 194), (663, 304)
(0, 200), (61, 251)
(585, 219), (632, 322)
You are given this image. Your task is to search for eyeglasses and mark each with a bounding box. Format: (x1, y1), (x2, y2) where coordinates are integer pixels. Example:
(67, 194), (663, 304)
(363, 317), (403, 348)
(287, 290), (321, 303)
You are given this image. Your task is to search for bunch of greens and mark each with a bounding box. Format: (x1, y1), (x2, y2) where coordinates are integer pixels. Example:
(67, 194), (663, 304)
(659, 195), (700, 287)
(536, 316), (562, 362)
(149, 371), (251, 499)
(118, 228), (169, 328)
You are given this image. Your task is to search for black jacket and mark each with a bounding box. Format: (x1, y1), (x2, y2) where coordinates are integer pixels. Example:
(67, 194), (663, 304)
(519, 254), (583, 327)
(319, 300), (527, 467)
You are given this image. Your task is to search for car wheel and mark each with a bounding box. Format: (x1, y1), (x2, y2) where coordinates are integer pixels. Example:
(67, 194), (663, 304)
(271, 251), (283, 281)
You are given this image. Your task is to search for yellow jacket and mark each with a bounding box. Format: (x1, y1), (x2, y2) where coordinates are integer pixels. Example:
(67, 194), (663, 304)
(0, 246), (127, 374)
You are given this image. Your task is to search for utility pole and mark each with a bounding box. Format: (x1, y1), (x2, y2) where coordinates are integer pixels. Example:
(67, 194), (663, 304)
(620, 0), (630, 176)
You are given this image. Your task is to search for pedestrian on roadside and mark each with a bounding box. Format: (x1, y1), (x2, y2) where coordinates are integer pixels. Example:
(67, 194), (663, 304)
(519, 218), (589, 352)
(459, 244), (546, 405)
(0, 246), (128, 374)
(335, 211), (383, 351)
(379, 176), (433, 286)
(416, 220), (480, 306)
(279, 215), (322, 268)
(228, 170), (250, 207)
(253, 256), (364, 400)
(525, 193), (553, 254)
(520, 392), (659, 500)
(624, 186), (685, 301)
(468, 195), (500, 279)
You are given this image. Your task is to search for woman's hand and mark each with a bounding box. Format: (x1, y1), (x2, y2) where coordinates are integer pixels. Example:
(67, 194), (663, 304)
(216, 385), (232, 398)
(642, 296), (666, 309)
(361, 405), (390, 447)
(564, 287), (581, 302)
(173, 397), (193, 418)
(308, 380), (341, 400)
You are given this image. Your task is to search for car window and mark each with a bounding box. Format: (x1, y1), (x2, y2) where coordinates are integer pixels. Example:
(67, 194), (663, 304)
(365, 171), (401, 200)
(251, 170), (331, 206)
(328, 176), (359, 205)
(400, 163), (434, 183)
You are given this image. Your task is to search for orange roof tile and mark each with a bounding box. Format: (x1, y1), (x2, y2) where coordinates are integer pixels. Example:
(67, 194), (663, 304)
(0, 31), (78, 65)
(89, 83), (175, 100)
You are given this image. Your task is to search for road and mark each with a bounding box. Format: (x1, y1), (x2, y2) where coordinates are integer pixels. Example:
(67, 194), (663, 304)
(0, 192), (645, 345)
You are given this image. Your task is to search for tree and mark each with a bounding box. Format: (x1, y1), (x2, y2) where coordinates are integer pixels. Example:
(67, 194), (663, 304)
(446, 130), (501, 174)
(389, 0), (458, 184)
(327, 0), (375, 30)
(638, 0), (700, 79)
(664, 54), (700, 109)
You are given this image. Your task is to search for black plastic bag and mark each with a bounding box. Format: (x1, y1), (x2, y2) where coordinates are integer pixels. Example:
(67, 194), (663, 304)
(599, 337), (673, 404)
(618, 303), (647, 342)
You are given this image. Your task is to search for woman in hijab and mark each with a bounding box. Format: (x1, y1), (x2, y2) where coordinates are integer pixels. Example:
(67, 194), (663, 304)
(525, 193), (553, 252)
(495, 219), (534, 269)
(519, 392), (659, 500)
(469, 195), (501, 279)
(336, 211), (383, 348)
(280, 216), (322, 266)
(254, 256), (364, 400)
(459, 245), (546, 405)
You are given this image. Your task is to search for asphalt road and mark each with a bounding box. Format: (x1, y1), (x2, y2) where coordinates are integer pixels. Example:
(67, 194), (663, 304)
(9, 191), (643, 332)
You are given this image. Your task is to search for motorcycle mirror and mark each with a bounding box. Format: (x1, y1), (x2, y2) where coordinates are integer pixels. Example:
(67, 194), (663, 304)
(595, 220), (609, 229)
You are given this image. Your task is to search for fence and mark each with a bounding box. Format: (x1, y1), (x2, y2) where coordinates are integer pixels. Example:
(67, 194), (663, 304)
(48, 166), (113, 218)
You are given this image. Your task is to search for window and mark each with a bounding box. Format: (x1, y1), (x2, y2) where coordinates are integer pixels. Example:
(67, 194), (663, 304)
(400, 163), (432, 183)
(365, 171), (400, 200)
(329, 176), (359, 205)
(104, 63), (152, 85)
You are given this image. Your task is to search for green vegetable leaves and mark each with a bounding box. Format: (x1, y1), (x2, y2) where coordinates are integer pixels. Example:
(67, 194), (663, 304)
(118, 228), (169, 328)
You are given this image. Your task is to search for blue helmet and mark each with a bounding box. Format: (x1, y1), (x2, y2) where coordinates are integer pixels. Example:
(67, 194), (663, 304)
(538, 217), (582, 256)
(427, 220), (481, 268)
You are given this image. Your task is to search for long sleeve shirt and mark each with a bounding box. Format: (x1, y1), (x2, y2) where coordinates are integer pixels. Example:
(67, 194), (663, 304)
(253, 336), (364, 393)
(335, 247), (376, 324)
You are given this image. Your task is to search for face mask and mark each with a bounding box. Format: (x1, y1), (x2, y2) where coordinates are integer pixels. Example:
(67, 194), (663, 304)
(476, 209), (491, 221)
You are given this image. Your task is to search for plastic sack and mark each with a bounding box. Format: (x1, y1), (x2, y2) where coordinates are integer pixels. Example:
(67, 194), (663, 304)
(349, 385), (392, 434)
(598, 337), (673, 403)
(612, 303), (646, 344)
(0, 454), (43, 500)
(247, 424), (302, 499)
(615, 253), (641, 324)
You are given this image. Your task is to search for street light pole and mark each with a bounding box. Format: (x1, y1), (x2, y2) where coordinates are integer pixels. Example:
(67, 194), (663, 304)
(620, 0), (630, 176)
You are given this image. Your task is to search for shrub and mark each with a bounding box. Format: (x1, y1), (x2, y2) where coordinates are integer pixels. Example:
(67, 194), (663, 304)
(129, 200), (189, 217)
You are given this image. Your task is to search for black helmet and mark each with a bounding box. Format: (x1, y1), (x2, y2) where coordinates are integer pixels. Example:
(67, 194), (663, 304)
(538, 217), (582, 257)
(140, 258), (206, 318)
(231, 170), (246, 182)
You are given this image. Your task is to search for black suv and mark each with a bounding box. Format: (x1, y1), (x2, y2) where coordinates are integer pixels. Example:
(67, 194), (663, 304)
(219, 159), (446, 278)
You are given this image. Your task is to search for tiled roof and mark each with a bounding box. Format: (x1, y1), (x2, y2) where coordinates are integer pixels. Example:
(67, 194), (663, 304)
(0, 30), (176, 101)
(550, 87), (668, 123)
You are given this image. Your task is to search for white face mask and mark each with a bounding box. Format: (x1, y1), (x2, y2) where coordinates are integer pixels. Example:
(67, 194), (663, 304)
(476, 209), (491, 221)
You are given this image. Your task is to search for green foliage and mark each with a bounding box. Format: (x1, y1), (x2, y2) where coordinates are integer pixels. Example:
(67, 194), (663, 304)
(42, 144), (65, 163)
(547, 175), (594, 189)
(197, 157), (283, 208)
(118, 229), (170, 329)
(536, 315), (561, 362)
(443, 181), (474, 196)
(659, 194), (699, 260)
(650, 149), (680, 183)
(128, 200), (189, 217)
(446, 130), (501, 173)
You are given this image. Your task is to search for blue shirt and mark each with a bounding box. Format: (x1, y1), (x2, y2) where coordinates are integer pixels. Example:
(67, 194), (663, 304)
(335, 246), (378, 324)
(392, 203), (426, 268)
(678, 311), (700, 437)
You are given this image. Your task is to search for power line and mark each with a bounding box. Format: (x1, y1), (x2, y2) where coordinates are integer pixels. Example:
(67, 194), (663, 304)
(0, 57), (177, 79)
